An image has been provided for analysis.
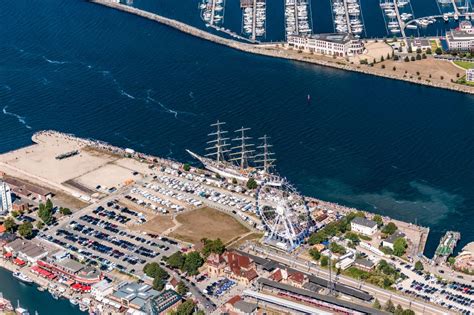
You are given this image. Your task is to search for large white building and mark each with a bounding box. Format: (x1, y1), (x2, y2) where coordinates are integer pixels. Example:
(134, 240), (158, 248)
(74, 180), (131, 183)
(350, 217), (378, 236)
(446, 21), (474, 52)
(0, 181), (12, 217)
(287, 33), (364, 57)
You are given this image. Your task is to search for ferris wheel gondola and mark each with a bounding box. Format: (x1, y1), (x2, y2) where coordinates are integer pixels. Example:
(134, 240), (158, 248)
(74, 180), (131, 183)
(256, 178), (313, 251)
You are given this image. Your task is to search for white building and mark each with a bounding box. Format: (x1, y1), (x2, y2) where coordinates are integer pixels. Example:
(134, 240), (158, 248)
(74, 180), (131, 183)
(466, 68), (474, 82)
(91, 279), (115, 301)
(287, 33), (364, 57)
(0, 181), (12, 217)
(350, 217), (378, 236)
(446, 21), (474, 51)
(382, 231), (405, 250)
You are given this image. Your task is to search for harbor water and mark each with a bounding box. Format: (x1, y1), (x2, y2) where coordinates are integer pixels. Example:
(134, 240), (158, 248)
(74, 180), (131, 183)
(0, 0), (473, 308)
(0, 268), (83, 315)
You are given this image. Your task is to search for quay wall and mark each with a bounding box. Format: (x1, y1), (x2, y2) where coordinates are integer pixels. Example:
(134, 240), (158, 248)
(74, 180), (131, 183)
(89, 0), (474, 95)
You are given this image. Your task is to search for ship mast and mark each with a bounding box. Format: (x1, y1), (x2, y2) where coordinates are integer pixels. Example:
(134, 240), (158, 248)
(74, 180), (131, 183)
(254, 135), (276, 173)
(205, 120), (230, 163)
(229, 127), (254, 169)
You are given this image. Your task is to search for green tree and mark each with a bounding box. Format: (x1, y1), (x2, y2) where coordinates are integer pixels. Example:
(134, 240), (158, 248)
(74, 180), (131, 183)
(414, 261), (424, 271)
(393, 55), (399, 61)
(426, 47), (432, 54)
(410, 56), (416, 61)
(416, 48), (422, 54)
(373, 298), (382, 310)
(384, 299), (396, 313)
(435, 47), (442, 55)
(201, 238), (225, 257)
(393, 237), (407, 257)
(18, 222), (33, 239)
(11, 211), (20, 218)
(330, 242), (347, 255)
(447, 257), (455, 265)
(45, 199), (54, 211)
(144, 262), (168, 279)
(416, 54), (422, 60)
(167, 252), (186, 269)
(345, 231), (360, 244)
(152, 276), (165, 291)
(320, 256), (329, 267)
(246, 178), (258, 190)
(401, 309), (415, 315)
(38, 202), (53, 225)
(176, 281), (188, 296)
(59, 207), (72, 215)
(309, 248), (321, 261)
(382, 222), (397, 235)
(3, 217), (17, 232)
(407, 46), (413, 53)
(36, 221), (45, 230)
(373, 215), (383, 227)
(183, 163), (191, 172)
(183, 252), (203, 275)
(404, 56), (410, 62)
(395, 304), (404, 315)
(175, 299), (195, 315)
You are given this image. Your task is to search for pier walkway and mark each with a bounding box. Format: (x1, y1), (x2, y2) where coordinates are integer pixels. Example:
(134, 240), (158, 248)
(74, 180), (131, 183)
(393, 0), (407, 39)
(451, 0), (461, 16)
(342, 0), (352, 34)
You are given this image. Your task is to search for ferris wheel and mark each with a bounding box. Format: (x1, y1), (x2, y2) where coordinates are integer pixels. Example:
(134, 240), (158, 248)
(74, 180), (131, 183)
(256, 178), (313, 251)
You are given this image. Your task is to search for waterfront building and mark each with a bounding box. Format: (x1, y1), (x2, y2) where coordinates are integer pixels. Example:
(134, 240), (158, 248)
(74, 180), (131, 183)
(382, 231), (406, 250)
(407, 38), (431, 51)
(37, 256), (102, 285)
(466, 68), (474, 82)
(0, 181), (12, 217)
(350, 217), (377, 236)
(3, 239), (48, 264)
(446, 21), (474, 51)
(269, 268), (309, 288)
(287, 33), (365, 57)
(5, 178), (53, 202)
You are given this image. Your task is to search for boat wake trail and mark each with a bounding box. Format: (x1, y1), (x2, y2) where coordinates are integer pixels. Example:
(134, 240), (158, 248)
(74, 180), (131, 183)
(189, 91), (194, 99)
(146, 91), (197, 120)
(2, 106), (32, 129)
(100, 71), (137, 100)
(42, 56), (70, 65)
(0, 85), (12, 91)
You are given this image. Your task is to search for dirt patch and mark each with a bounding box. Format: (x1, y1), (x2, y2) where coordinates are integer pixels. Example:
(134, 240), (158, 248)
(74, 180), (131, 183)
(129, 215), (175, 235)
(228, 232), (263, 249)
(170, 207), (249, 245)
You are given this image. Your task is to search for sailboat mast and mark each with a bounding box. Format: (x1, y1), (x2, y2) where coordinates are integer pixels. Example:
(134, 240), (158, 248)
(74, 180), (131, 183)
(206, 120), (230, 163)
(229, 127), (254, 169)
(254, 135), (276, 173)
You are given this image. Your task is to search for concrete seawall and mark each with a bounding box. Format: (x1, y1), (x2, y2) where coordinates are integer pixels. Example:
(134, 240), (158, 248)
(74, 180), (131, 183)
(89, 0), (474, 95)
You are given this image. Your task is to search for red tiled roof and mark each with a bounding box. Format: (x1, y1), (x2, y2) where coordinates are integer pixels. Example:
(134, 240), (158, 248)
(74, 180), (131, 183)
(269, 269), (283, 282)
(0, 225), (6, 233)
(243, 269), (258, 281)
(225, 295), (242, 306)
(170, 277), (179, 287)
(224, 252), (251, 269)
(289, 272), (305, 284)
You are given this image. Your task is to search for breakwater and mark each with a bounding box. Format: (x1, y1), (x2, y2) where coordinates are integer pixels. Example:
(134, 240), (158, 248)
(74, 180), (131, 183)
(89, 0), (474, 95)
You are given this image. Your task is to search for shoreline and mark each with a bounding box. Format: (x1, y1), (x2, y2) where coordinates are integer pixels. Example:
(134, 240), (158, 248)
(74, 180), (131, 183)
(89, 0), (474, 95)
(31, 130), (431, 258)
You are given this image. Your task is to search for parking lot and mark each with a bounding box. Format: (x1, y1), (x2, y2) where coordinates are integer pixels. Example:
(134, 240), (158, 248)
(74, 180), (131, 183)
(396, 261), (473, 314)
(40, 198), (179, 276)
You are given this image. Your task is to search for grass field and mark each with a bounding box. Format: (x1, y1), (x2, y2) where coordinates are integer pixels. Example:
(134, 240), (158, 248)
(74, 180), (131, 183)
(454, 61), (474, 69)
(170, 207), (249, 245)
(131, 215), (175, 234)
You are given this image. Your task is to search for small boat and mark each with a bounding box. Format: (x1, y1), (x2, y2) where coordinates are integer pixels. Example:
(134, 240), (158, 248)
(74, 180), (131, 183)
(70, 298), (79, 306)
(307, 94), (311, 102)
(12, 272), (33, 284)
(79, 304), (88, 312)
(37, 286), (46, 292)
(50, 292), (59, 300)
(15, 301), (29, 315)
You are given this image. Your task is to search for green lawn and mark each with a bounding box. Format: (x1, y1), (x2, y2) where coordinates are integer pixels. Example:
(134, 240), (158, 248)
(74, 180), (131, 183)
(454, 61), (474, 69)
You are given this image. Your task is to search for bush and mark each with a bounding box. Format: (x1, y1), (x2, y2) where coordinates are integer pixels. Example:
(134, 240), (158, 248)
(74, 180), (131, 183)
(183, 163), (191, 172)
(404, 56), (409, 62)
(416, 54), (421, 60)
(309, 248), (321, 261)
(381, 64), (385, 69)
(330, 242), (347, 255)
(393, 55), (399, 61)
(414, 261), (424, 271)
(393, 66), (396, 71)
(382, 222), (397, 235)
(435, 47), (442, 55)
(246, 178), (258, 190)
(410, 56), (416, 61)
(320, 256), (329, 267)
(426, 48), (432, 54)
(393, 238), (407, 257)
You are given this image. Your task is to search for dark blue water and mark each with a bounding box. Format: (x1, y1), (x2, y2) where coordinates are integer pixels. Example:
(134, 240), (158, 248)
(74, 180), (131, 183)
(0, 1), (473, 305)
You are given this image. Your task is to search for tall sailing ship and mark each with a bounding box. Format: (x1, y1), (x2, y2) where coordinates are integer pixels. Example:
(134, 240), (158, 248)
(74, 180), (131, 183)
(187, 120), (283, 186)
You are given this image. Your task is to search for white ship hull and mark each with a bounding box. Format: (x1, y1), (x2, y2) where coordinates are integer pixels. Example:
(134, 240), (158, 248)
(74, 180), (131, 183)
(187, 150), (282, 187)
